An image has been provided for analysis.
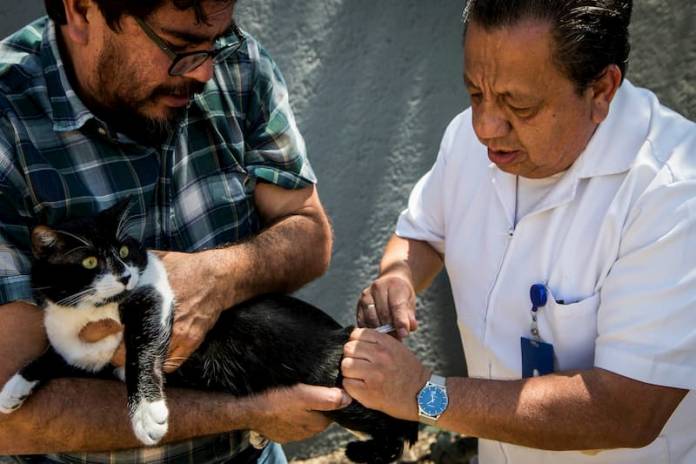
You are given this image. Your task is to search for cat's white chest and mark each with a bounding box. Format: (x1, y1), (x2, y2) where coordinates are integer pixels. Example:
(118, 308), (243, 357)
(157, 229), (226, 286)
(44, 303), (122, 372)
(42, 254), (172, 373)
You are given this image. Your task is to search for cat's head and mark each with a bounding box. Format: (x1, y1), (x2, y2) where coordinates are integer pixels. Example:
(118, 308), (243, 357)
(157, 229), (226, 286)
(30, 198), (148, 308)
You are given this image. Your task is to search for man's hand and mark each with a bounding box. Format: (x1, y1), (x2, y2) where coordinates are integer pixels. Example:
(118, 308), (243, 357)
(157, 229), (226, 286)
(246, 384), (352, 443)
(153, 250), (224, 372)
(356, 267), (417, 340)
(341, 328), (429, 421)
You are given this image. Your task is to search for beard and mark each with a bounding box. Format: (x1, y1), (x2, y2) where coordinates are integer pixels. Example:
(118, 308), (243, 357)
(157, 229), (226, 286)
(89, 37), (206, 146)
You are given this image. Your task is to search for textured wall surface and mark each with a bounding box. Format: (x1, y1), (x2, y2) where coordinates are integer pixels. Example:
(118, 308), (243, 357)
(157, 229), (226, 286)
(0, 0), (694, 460)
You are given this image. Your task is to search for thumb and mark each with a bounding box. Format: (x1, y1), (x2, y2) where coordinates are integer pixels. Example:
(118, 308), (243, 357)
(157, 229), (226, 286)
(79, 319), (123, 343)
(298, 384), (352, 411)
(391, 301), (414, 340)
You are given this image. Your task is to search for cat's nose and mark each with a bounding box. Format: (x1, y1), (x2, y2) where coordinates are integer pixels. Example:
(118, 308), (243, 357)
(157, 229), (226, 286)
(119, 274), (131, 286)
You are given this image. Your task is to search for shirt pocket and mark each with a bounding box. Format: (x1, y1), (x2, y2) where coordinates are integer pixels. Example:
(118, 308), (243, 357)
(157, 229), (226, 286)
(537, 289), (600, 372)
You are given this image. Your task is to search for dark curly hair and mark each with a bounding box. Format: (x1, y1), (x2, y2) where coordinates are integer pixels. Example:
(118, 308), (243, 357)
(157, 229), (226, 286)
(462, 0), (632, 93)
(45, 0), (235, 30)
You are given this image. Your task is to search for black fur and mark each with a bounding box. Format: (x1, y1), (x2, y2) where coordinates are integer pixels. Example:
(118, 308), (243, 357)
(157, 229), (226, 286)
(169, 295), (419, 463)
(120, 288), (171, 410)
(14, 202), (418, 462)
(9, 199), (173, 445)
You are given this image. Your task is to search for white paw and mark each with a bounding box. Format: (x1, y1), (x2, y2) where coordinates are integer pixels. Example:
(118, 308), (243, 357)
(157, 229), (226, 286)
(249, 430), (269, 449)
(131, 399), (169, 446)
(113, 367), (126, 382)
(0, 374), (38, 414)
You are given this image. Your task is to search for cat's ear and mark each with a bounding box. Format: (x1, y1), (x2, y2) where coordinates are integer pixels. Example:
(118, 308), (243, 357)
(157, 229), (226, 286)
(31, 225), (61, 258)
(100, 196), (132, 234)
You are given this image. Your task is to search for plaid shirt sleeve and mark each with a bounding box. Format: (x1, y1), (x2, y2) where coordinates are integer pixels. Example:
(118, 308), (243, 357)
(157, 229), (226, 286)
(242, 40), (316, 188)
(0, 115), (36, 305)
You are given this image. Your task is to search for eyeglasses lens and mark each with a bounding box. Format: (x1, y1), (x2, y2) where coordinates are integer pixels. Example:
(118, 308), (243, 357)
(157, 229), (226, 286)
(168, 37), (243, 76)
(170, 53), (209, 76)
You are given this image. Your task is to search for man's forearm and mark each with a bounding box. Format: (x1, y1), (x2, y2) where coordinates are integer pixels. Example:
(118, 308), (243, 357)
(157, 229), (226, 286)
(205, 206), (332, 309)
(379, 235), (443, 292)
(440, 368), (686, 450)
(0, 377), (255, 454)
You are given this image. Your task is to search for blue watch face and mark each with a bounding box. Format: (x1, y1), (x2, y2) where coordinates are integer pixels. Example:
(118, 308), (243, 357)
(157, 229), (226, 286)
(418, 384), (448, 417)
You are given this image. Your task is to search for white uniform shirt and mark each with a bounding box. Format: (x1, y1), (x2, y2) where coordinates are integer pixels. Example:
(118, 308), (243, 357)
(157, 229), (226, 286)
(397, 80), (696, 464)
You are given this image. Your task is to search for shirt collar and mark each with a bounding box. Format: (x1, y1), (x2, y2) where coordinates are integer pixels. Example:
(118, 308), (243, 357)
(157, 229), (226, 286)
(571, 79), (652, 179)
(488, 79), (653, 220)
(41, 20), (101, 133)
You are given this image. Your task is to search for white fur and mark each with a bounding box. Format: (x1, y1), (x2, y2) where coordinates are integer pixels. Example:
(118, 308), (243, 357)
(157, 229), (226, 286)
(140, 252), (174, 328)
(44, 302), (122, 372)
(0, 374), (38, 413)
(131, 398), (169, 446)
(113, 366), (126, 382)
(91, 274), (127, 302)
(42, 252), (173, 373)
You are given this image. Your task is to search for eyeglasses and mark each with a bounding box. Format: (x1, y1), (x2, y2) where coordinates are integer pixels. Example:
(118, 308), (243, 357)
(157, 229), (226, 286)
(135, 17), (245, 77)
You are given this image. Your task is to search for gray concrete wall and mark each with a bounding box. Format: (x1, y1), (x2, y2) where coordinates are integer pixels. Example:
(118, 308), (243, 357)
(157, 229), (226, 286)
(1, 0), (694, 459)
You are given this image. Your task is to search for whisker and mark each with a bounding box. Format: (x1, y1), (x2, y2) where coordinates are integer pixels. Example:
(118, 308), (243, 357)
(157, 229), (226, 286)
(55, 288), (95, 306)
(116, 217), (141, 241)
(61, 246), (91, 258)
(55, 230), (92, 248)
(115, 202), (135, 239)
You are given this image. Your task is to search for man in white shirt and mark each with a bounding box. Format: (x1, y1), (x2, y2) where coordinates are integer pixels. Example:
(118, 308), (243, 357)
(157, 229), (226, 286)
(340, 0), (696, 462)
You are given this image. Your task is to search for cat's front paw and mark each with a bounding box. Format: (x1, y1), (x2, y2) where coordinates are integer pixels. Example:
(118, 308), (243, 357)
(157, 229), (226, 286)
(131, 399), (169, 445)
(0, 374), (38, 414)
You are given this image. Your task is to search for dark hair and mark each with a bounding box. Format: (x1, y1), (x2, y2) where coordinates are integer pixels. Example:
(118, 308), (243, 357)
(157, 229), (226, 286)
(462, 0), (632, 92)
(45, 0), (235, 30)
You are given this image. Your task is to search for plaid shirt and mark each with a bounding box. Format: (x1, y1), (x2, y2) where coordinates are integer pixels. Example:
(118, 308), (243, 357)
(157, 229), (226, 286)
(0, 17), (315, 464)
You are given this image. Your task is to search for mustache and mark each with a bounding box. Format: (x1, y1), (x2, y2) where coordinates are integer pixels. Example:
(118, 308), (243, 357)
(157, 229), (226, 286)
(150, 81), (207, 100)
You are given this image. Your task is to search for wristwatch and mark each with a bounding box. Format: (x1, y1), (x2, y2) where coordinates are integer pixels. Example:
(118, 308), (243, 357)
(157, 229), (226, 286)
(417, 373), (448, 425)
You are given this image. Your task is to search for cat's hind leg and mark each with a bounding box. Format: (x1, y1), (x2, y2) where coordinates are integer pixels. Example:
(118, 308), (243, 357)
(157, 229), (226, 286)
(0, 347), (71, 413)
(119, 287), (173, 446)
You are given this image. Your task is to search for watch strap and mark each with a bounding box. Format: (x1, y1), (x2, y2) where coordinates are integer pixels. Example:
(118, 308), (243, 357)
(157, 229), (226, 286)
(429, 374), (446, 387)
(419, 411), (439, 426)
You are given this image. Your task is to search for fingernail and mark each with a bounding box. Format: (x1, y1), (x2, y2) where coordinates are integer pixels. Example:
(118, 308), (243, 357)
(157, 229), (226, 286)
(340, 391), (352, 407)
(398, 329), (409, 339)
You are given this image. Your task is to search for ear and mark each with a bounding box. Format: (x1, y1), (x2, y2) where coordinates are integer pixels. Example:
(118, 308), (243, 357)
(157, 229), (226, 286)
(588, 64), (623, 125)
(62, 0), (93, 45)
(31, 225), (61, 258)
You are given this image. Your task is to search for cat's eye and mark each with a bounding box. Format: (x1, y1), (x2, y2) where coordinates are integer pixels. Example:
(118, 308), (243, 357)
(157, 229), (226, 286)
(82, 257), (98, 270)
(119, 246), (129, 259)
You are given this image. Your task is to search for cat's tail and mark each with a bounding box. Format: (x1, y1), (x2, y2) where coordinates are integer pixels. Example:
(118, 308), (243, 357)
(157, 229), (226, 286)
(327, 402), (418, 463)
(344, 432), (411, 464)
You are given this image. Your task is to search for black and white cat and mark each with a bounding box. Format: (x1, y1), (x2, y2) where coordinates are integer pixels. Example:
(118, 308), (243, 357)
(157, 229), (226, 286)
(0, 199), (174, 445)
(0, 201), (418, 463)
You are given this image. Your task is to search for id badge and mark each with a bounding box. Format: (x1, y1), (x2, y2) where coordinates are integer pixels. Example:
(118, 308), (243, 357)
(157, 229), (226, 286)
(521, 337), (555, 378)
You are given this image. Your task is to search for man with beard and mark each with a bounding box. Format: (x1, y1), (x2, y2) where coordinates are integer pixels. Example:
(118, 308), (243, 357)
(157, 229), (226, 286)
(342, 0), (695, 463)
(0, 0), (347, 463)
